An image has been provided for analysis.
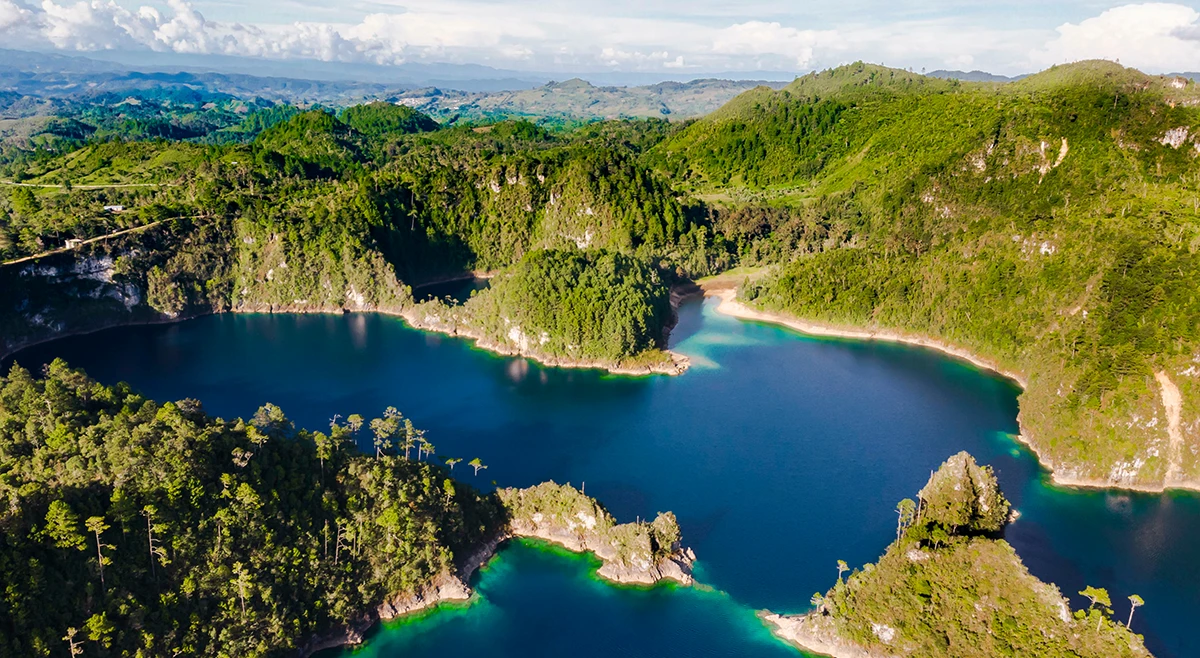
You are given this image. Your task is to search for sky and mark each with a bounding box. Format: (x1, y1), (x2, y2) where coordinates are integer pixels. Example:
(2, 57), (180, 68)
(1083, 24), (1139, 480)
(0, 0), (1198, 76)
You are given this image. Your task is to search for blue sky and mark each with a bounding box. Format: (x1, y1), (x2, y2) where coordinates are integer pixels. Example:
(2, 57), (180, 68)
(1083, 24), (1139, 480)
(1, 0), (1198, 75)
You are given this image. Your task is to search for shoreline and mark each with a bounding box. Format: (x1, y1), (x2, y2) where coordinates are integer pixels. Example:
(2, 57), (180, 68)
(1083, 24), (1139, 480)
(7, 285), (1197, 495)
(300, 526), (694, 657)
(1, 299), (691, 378)
(759, 612), (882, 658)
(706, 288), (1027, 388)
(703, 286), (1200, 496)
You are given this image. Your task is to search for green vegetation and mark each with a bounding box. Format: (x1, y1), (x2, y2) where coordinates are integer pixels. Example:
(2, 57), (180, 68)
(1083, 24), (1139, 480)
(4, 61), (1200, 484)
(443, 249), (673, 363)
(0, 360), (501, 658)
(663, 61), (1200, 487)
(0, 108), (715, 369)
(0, 361), (692, 657)
(339, 102), (440, 140)
(498, 482), (682, 566)
(777, 452), (1151, 658)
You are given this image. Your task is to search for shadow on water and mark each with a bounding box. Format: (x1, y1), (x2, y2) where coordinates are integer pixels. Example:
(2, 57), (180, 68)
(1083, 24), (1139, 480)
(4, 297), (1195, 658)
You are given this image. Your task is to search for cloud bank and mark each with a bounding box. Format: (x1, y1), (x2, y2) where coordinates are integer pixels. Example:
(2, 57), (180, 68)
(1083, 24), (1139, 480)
(0, 0), (1196, 75)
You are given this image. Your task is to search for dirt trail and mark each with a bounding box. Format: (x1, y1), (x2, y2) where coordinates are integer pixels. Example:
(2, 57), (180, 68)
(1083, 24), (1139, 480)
(1, 180), (169, 189)
(0, 218), (185, 267)
(1156, 371), (1185, 485)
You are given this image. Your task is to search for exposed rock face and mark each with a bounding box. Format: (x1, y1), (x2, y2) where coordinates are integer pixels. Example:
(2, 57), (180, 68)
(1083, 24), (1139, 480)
(296, 483), (695, 657)
(500, 482), (696, 586)
(378, 572), (472, 619)
(762, 612), (886, 658)
(509, 516), (696, 586)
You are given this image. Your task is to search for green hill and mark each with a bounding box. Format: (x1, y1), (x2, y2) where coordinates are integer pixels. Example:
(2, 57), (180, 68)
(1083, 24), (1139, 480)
(339, 101), (439, 139)
(3, 61), (1200, 488)
(656, 60), (1200, 490)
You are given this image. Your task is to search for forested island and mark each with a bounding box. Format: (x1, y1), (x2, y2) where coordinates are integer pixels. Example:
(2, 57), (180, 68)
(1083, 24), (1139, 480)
(763, 453), (1152, 658)
(0, 361), (694, 658)
(2, 61), (1198, 486)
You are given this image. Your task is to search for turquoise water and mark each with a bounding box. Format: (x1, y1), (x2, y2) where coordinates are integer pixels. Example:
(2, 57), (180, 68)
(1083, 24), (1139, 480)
(7, 299), (1196, 657)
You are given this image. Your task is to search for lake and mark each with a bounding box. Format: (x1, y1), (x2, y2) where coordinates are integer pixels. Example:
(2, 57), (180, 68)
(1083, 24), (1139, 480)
(7, 298), (1196, 657)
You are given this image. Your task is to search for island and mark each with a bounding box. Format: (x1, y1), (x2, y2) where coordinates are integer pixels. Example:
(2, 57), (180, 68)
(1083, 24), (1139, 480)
(762, 452), (1151, 658)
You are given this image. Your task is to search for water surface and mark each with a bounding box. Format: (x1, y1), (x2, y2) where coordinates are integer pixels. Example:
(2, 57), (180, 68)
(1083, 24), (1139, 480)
(8, 299), (1195, 657)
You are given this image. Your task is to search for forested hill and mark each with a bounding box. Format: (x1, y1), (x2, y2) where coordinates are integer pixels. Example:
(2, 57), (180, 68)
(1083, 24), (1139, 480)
(0, 109), (708, 370)
(3, 60), (1200, 489)
(651, 60), (1200, 491)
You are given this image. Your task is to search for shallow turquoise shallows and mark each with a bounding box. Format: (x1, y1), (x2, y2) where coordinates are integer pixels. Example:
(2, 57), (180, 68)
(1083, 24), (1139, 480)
(7, 298), (1197, 658)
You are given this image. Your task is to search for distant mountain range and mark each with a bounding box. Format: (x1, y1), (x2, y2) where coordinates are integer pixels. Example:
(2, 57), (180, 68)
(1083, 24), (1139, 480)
(396, 78), (787, 123)
(0, 49), (799, 91)
(0, 49), (791, 132)
(926, 70), (1025, 82)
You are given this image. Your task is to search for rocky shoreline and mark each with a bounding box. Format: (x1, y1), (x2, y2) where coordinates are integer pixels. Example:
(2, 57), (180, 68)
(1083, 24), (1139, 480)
(760, 612), (884, 658)
(297, 483), (696, 657)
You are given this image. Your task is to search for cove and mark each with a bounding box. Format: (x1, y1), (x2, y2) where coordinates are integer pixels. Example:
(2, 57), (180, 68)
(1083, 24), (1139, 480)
(6, 298), (1197, 658)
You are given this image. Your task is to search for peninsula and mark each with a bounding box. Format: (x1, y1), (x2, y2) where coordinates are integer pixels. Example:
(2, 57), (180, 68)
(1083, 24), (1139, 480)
(0, 360), (694, 658)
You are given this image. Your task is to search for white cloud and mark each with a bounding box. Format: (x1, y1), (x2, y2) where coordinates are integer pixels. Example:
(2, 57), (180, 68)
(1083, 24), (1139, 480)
(0, 0), (1196, 74)
(712, 21), (829, 67)
(1031, 3), (1200, 71)
(0, 0), (32, 32)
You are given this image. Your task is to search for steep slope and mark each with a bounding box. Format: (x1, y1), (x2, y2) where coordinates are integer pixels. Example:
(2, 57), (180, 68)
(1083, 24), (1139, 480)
(657, 61), (1200, 490)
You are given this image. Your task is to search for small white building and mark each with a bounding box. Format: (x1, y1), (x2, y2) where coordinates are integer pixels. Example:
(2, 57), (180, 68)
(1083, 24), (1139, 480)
(65, 239), (83, 249)
(103, 205), (125, 213)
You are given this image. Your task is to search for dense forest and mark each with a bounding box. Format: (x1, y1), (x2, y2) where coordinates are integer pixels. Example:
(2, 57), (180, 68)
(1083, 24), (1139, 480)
(0, 360), (501, 657)
(767, 452), (1151, 657)
(661, 61), (1200, 489)
(3, 59), (1200, 488)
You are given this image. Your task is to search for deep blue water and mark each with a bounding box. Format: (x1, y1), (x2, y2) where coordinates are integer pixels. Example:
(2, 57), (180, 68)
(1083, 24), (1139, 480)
(7, 299), (1196, 658)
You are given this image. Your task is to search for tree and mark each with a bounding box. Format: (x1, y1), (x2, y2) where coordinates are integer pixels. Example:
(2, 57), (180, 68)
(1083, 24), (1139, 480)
(62, 627), (83, 657)
(232, 562), (252, 621)
(810, 592), (824, 607)
(143, 505), (167, 580)
(836, 559), (849, 583)
(403, 419), (420, 461)
(468, 457), (488, 476)
(1080, 586), (1112, 631)
(44, 500), (85, 551)
(11, 186), (40, 215)
(314, 431), (333, 482)
(1127, 594), (1144, 629)
(370, 413), (398, 458)
(85, 516), (111, 590)
(85, 612), (115, 648)
(346, 413), (364, 435)
(446, 457), (462, 471)
(895, 498), (916, 540)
